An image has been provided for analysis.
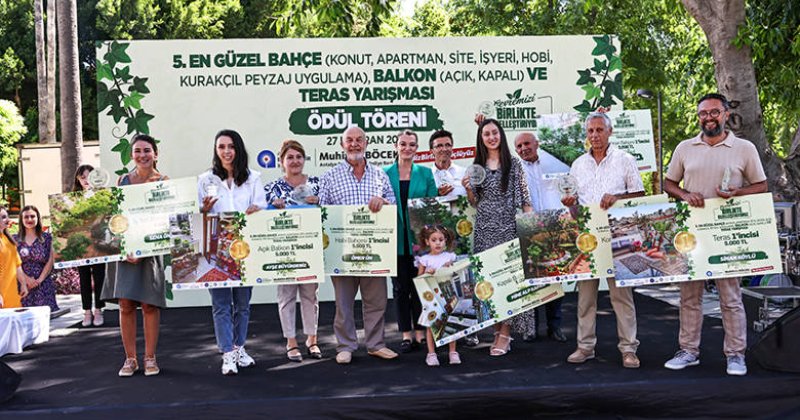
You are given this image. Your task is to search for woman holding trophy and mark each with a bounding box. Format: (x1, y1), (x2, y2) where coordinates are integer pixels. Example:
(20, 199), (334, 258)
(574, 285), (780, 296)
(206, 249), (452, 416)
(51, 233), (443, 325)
(198, 129), (266, 375)
(264, 139), (323, 362)
(462, 118), (532, 356)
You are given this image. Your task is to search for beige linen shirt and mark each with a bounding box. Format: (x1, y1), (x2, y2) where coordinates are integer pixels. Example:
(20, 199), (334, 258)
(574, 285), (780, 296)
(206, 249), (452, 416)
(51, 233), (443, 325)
(569, 144), (644, 205)
(665, 132), (766, 199)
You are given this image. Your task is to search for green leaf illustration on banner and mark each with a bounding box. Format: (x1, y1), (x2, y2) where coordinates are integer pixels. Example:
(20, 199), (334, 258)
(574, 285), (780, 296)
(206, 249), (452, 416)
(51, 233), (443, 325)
(573, 35), (623, 112)
(96, 41), (156, 175)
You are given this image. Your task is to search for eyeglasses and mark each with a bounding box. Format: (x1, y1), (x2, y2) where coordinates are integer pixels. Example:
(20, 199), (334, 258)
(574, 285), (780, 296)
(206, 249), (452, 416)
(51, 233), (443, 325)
(697, 109), (723, 119)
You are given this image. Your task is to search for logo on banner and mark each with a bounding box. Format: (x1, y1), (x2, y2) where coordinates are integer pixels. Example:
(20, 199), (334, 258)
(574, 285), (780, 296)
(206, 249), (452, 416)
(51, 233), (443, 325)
(258, 150), (277, 168)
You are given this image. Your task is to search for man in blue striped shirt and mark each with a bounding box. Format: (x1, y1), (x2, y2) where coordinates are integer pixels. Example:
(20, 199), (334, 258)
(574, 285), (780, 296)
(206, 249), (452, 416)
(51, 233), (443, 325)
(319, 125), (398, 364)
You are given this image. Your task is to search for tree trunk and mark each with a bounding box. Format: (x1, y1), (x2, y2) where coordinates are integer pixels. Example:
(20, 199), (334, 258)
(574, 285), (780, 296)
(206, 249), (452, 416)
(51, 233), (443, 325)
(681, 0), (796, 200)
(45, 0), (57, 143)
(34, 0), (48, 143)
(57, 0), (82, 192)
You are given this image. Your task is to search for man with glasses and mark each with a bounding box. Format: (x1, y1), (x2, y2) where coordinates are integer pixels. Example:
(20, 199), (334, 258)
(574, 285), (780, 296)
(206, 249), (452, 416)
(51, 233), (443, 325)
(427, 129), (480, 347)
(430, 130), (467, 201)
(663, 93), (767, 376)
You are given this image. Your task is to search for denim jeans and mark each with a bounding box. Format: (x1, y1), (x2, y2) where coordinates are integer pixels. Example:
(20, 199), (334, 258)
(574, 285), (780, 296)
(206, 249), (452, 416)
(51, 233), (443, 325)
(209, 286), (253, 353)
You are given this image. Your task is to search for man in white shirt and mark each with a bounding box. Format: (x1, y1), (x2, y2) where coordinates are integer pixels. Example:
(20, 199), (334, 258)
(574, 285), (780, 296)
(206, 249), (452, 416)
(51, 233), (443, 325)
(562, 112), (644, 369)
(429, 130), (467, 200)
(514, 132), (567, 343)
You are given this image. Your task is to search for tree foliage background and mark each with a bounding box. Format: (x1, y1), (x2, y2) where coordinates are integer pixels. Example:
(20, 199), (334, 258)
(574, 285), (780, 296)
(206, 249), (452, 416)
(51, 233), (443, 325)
(0, 0), (798, 204)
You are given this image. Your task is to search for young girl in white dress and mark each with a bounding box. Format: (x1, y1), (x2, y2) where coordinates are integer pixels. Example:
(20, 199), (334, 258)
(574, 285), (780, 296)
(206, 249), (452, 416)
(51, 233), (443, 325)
(416, 225), (460, 366)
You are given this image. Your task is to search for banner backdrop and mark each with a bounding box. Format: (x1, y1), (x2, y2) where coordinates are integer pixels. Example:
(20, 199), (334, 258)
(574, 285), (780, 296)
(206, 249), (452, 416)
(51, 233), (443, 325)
(96, 35), (622, 179)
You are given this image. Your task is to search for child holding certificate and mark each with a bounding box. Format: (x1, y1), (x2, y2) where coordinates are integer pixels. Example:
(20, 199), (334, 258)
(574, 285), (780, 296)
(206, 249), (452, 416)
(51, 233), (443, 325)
(416, 225), (461, 367)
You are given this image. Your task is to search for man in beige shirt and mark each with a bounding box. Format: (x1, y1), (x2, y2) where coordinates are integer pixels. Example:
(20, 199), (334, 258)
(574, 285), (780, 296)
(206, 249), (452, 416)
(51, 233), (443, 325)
(663, 93), (767, 376)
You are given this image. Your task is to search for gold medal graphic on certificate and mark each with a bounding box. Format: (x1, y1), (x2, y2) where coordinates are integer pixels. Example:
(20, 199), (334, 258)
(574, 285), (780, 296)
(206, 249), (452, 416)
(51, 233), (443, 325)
(428, 311), (438, 322)
(229, 239), (251, 260)
(673, 231), (697, 253)
(456, 219), (473, 237)
(576, 232), (598, 253)
(423, 291), (434, 302)
(108, 214), (129, 234)
(474, 281), (494, 301)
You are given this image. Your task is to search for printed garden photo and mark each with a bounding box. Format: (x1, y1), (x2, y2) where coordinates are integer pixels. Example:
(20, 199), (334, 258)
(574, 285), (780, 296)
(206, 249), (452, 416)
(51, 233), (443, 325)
(415, 259), (494, 346)
(169, 211), (244, 287)
(48, 189), (122, 266)
(607, 203), (689, 281)
(516, 208), (590, 282)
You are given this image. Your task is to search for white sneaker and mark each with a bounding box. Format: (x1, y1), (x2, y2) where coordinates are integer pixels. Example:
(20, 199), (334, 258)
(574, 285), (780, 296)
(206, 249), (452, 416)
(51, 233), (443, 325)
(726, 355), (747, 376)
(425, 352), (439, 367)
(221, 350), (238, 375)
(93, 309), (104, 326)
(81, 310), (92, 327)
(236, 346), (255, 368)
(664, 350), (700, 370)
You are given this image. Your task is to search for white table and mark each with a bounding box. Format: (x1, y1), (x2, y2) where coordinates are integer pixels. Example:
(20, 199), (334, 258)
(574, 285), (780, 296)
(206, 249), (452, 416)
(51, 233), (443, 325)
(0, 306), (51, 356)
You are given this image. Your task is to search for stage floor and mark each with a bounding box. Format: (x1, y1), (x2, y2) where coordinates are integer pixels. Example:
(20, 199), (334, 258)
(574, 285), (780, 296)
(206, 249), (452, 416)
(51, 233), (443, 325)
(2, 292), (799, 418)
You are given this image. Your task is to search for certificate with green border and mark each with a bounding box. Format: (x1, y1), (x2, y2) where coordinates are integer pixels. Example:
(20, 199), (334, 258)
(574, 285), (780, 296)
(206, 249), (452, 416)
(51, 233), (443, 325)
(322, 205), (397, 277)
(415, 239), (563, 347)
(241, 208), (325, 285)
(116, 177), (198, 258)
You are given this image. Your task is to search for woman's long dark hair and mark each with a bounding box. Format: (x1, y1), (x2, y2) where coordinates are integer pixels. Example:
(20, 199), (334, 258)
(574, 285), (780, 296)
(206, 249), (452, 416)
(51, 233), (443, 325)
(73, 164), (94, 192)
(0, 205), (15, 245)
(18, 205), (43, 243)
(212, 129), (250, 187)
(473, 118), (512, 192)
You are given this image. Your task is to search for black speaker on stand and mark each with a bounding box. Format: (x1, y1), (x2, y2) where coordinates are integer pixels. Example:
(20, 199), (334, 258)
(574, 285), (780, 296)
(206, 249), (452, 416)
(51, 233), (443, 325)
(748, 306), (800, 373)
(0, 360), (22, 403)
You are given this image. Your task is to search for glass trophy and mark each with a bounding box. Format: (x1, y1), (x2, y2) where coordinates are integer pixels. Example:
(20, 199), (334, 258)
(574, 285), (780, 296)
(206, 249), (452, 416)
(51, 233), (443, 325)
(203, 176), (221, 198)
(466, 164), (487, 187)
(720, 167), (731, 193)
(477, 101), (495, 118)
(87, 168), (110, 189)
(290, 184), (312, 203)
(557, 174), (578, 198)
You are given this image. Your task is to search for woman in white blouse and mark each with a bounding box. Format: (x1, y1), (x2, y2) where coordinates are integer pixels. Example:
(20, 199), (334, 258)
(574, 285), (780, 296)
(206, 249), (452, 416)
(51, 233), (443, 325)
(198, 129), (266, 375)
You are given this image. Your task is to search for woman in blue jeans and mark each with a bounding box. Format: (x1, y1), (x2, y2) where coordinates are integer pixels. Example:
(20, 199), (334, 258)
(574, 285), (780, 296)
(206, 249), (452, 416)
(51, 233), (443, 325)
(198, 129), (266, 375)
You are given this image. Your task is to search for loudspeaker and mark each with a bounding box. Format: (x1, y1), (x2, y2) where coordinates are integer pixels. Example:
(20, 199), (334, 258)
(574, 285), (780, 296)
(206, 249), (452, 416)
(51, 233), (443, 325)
(0, 360), (21, 403)
(749, 306), (800, 373)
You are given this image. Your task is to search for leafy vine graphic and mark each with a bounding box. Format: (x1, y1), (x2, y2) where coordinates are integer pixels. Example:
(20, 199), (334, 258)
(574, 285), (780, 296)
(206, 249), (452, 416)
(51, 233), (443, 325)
(573, 35), (623, 113)
(574, 205), (596, 274)
(468, 255), (497, 319)
(96, 41), (155, 176)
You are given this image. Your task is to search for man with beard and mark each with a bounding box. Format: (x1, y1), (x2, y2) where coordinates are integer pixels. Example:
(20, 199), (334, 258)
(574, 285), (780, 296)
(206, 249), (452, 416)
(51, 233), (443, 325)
(514, 132), (567, 343)
(318, 125), (399, 364)
(663, 93), (767, 376)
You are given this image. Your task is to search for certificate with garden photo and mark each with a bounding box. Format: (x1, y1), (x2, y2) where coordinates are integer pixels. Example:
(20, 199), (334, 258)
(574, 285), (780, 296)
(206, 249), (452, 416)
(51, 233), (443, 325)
(116, 177), (198, 258)
(49, 177), (198, 268)
(609, 193), (782, 287)
(49, 188), (124, 268)
(170, 208), (325, 289)
(415, 239), (564, 347)
(407, 196), (475, 258)
(322, 205), (397, 277)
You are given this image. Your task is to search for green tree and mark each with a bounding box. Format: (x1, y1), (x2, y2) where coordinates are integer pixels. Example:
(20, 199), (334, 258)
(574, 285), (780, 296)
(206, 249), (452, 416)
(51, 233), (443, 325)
(0, 100), (27, 205)
(0, 47), (25, 108)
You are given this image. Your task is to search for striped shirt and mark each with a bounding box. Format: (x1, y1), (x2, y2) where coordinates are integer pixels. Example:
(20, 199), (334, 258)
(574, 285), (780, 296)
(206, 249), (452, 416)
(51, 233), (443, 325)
(318, 160), (396, 205)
